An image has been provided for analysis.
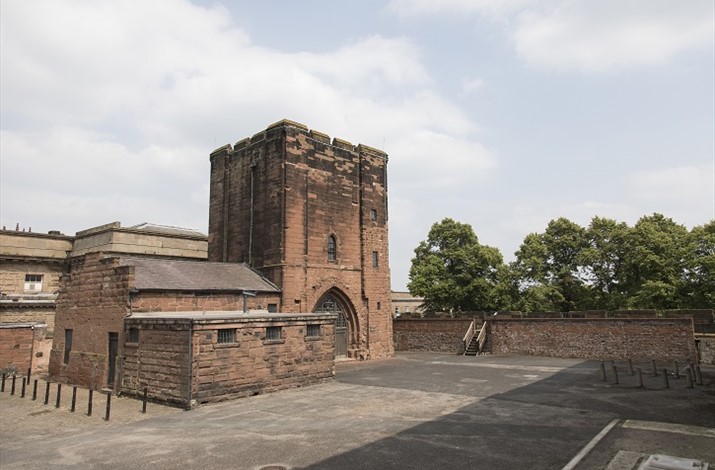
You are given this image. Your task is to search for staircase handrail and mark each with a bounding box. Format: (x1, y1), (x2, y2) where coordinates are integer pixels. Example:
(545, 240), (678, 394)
(462, 318), (476, 355)
(476, 320), (488, 354)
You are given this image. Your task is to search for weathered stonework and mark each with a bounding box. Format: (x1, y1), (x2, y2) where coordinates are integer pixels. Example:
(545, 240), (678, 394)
(122, 312), (336, 407)
(393, 318), (472, 353)
(0, 324), (49, 375)
(208, 120), (393, 359)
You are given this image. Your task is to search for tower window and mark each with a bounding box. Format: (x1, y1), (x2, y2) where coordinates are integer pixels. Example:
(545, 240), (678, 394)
(372, 251), (379, 267)
(370, 209), (377, 221)
(24, 274), (43, 292)
(327, 235), (337, 261)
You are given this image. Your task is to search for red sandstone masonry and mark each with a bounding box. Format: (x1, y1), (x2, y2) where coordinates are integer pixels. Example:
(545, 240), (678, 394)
(123, 313), (336, 407)
(393, 319), (473, 353)
(489, 319), (697, 363)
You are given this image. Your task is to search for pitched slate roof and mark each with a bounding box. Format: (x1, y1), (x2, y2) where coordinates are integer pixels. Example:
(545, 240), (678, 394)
(118, 257), (280, 292)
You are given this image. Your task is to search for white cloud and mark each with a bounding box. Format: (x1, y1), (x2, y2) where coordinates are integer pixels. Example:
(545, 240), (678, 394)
(0, 0), (495, 236)
(461, 77), (486, 93)
(387, 0), (715, 73)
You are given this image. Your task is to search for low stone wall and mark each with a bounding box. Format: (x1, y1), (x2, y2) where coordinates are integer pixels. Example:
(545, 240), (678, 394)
(489, 319), (697, 363)
(123, 312), (336, 407)
(393, 318), (473, 353)
(696, 334), (715, 365)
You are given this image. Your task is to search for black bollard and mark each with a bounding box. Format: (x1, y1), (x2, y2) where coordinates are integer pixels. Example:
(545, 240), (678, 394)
(142, 387), (148, 414)
(32, 379), (38, 400)
(611, 363), (619, 385)
(21, 377), (26, 398)
(599, 361), (607, 382)
(27, 368), (31, 380)
(1, 373), (5, 392)
(695, 365), (703, 386)
(662, 369), (670, 389)
(55, 383), (62, 408)
(11, 375), (16, 395)
(672, 361), (680, 379)
(87, 389), (93, 416)
(71, 386), (77, 412)
(636, 367), (644, 388)
(105, 392), (112, 421)
(651, 359), (658, 377)
(627, 358), (634, 376)
(686, 368), (694, 388)
(44, 381), (50, 405)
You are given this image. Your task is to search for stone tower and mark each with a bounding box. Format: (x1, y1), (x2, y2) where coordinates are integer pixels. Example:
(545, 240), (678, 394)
(208, 119), (393, 359)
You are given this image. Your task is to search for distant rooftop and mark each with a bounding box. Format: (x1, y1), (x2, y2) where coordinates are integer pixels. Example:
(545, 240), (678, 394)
(129, 222), (206, 238)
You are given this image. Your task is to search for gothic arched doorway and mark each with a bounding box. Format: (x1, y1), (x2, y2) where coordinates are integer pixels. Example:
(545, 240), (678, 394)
(314, 291), (354, 358)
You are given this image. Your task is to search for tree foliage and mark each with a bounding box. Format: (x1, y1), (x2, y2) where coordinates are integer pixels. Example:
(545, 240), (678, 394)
(408, 214), (714, 313)
(407, 218), (508, 313)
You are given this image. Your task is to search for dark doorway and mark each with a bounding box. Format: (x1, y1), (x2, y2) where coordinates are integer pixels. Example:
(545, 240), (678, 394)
(315, 294), (349, 357)
(107, 332), (118, 388)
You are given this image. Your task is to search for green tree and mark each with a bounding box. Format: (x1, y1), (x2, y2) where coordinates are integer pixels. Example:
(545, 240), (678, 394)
(511, 218), (589, 311)
(580, 217), (629, 310)
(408, 218), (508, 313)
(684, 220), (715, 308)
(621, 213), (690, 309)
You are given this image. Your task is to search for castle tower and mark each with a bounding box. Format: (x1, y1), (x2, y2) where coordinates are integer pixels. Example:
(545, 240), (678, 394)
(208, 120), (393, 359)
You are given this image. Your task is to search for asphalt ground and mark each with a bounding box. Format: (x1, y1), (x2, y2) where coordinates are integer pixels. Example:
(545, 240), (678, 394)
(1, 353), (713, 470)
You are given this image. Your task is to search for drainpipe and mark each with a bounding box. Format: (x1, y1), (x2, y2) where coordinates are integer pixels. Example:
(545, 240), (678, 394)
(186, 320), (193, 410)
(242, 291), (257, 313)
(248, 156), (257, 266)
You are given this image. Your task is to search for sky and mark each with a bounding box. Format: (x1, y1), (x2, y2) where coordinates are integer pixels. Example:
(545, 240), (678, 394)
(1, 0), (714, 291)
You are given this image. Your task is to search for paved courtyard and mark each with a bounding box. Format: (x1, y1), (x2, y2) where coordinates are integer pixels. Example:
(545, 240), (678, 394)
(1, 353), (714, 469)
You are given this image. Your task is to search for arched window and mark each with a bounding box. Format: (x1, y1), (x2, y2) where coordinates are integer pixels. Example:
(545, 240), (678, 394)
(327, 235), (337, 261)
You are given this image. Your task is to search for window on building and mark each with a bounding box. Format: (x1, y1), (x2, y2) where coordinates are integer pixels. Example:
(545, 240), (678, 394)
(377, 302), (381, 310)
(267, 303), (278, 313)
(266, 326), (282, 341)
(372, 251), (379, 267)
(395, 307), (399, 314)
(217, 329), (236, 344)
(370, 209), (377, 221)
(63, 329), (73, 364)
(327, 235), (337, 261)
(127, 327), (139, 343)
(24, 274), (43, 292)
(306, 324), (320, 337)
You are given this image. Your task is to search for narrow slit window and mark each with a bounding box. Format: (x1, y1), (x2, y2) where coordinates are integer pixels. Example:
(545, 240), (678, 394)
(327, 235), (337, 261)
(372, 251), (379, 267)
(127, 327), (139, 343)
(63, 329), (73, 364)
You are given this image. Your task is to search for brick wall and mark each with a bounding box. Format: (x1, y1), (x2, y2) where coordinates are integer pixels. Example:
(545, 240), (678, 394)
(208, 120), (393, 359)
(0, 324), (49, 375)
(393, 318), (473, 353)
(696, 334), (715, 365)
(123, 313), (336, 407)
(489, 319), (697, 362)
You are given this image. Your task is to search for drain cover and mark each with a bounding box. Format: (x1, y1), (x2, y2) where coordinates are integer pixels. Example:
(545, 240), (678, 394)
(639, 454), (709, 470)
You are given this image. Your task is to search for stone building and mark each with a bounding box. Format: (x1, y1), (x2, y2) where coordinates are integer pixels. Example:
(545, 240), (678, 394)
(1, 222), (209, 377)
(208, 119), (393, 359)
(48, 253), (282, 391)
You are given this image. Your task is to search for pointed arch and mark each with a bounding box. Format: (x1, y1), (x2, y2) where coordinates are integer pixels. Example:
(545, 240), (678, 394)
(314, 287), (359, 357)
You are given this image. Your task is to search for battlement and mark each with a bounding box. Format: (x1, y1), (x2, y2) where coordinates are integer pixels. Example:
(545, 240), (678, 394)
(210, 119), (387, 160)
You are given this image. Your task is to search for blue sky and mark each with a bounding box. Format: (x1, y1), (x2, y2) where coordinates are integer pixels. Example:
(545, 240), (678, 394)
(2, 0), (713, 290)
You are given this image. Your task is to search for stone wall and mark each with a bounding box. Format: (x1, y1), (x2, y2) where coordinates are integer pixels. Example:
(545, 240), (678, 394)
(696, 334), (715, 365)
(132, 291), (281, 313)
(393, 318), (473, 353)
(0, 260), (63, 295)
(208, 120), (393, 359)
(489, 319), (697, 363)
(122, 313), (336, 407)
(49, 253), (132, 390)
(0, 324), (49, 375)
(0, 307), (56, 334)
